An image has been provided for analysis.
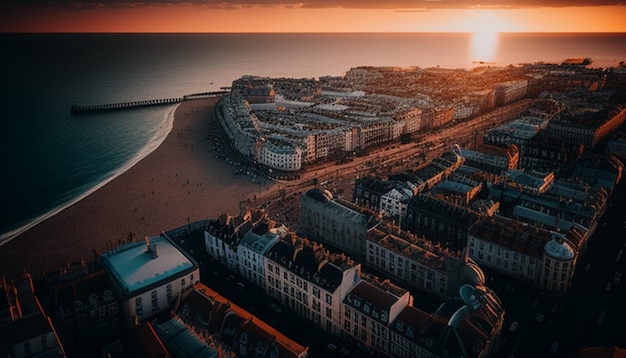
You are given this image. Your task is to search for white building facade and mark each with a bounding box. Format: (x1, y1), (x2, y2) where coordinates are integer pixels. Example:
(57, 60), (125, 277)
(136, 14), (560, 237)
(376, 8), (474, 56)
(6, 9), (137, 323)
(100, 234), (200, 326)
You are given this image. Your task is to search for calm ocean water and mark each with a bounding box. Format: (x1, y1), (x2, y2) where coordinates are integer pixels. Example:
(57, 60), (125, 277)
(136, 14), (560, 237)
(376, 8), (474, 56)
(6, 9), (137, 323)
(1, 32), (625, 244)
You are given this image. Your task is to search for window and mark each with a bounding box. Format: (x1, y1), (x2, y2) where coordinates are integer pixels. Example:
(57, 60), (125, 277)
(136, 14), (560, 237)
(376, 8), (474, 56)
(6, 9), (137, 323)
(326, 293), (332, 305)
(151, 290), (159, 312)
(326, 307), (332, 319)
(166, 284), (173, 303)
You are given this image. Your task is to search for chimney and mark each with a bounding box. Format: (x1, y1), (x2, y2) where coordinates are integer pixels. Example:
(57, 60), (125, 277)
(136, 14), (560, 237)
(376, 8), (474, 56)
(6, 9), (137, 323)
(152, 244), (159, 259)
(145, 237), (152, 254)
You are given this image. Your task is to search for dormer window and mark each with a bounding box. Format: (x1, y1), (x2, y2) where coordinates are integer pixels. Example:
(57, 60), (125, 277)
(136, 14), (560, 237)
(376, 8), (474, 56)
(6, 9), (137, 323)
(269, 344), (279, 358)
(396, 320), (404, 332)
(255, 342), (265, 355)
(239, 332), (248, 357)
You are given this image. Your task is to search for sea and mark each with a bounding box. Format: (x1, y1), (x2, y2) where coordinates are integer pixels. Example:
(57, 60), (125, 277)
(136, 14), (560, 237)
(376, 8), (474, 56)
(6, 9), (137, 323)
(1, 32), (625, 246)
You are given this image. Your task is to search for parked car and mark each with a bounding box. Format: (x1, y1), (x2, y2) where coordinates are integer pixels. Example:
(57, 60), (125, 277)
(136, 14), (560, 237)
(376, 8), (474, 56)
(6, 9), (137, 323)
(270, 304), (282, 314)
(597, 310), (606, 326)
(550, 341), (560, 354)
(536, 314), (544, 322)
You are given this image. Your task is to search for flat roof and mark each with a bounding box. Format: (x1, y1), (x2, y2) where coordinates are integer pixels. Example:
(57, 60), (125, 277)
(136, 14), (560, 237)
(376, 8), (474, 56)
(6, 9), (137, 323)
(101, 235), (196, 295)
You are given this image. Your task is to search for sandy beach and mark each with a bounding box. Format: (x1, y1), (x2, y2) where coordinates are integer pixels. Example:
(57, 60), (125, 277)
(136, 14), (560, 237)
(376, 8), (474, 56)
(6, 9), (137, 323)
(0, 97), (273, 278)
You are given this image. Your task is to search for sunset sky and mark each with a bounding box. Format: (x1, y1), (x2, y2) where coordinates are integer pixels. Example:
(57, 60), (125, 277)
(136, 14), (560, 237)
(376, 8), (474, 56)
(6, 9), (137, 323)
(1, 0), (625, 33)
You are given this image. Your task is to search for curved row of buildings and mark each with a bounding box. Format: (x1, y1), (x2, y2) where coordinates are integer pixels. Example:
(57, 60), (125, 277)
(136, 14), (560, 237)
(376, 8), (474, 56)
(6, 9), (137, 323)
(217, 70), (531, 173)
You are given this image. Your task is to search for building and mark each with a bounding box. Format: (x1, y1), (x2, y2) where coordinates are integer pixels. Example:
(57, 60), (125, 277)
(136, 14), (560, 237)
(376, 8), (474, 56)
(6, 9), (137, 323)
(467, 216), (584, 293)
(238, 220), (288, 290)
(340, 274), (505, 358)
(545, 102), (626, 152)
(459, 144), (520, 175)
(494, 80), (528, 106)
(353, 176), (395, 211)
(0, 273), (66, 358)
(257, 141), (303, 172)
(379, 181), (415, 223)
(177, 283), (309, 358)
(154, 316), (219, 358)
(405, 194), (480, 251)
(366, 225), (485, 299)
(99, 234), (200, 326)
(341, 275), (412, 355)
(265, 234), (361, 336)
(204, 210), (284, 288)
(430, 284), (505, 357)
(299, 188), (379, 260)
(48, 271), (120, 357)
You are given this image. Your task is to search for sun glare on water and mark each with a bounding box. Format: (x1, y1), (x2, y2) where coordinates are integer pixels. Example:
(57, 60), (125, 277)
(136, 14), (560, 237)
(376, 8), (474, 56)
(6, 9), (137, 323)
(469, 10), (501, 64)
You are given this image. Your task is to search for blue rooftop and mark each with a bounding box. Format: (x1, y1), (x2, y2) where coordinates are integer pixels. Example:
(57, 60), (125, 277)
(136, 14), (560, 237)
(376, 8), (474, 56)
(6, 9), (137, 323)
(101, 235), (196, 295)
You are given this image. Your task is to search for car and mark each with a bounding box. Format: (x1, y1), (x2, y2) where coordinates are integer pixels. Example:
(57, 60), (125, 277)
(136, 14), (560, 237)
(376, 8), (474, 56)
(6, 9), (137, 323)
(270, 304), (282, 314)
(614, 276), (621, 284)
(597, 310), (606, 326)
(340, 348), (350, 356)
(536, 314), (545, 322)
(236, 282), (245, 289)
(326, 343), (337, 351)
(509, 321), (519, 331)
(550, 340), (560, 354)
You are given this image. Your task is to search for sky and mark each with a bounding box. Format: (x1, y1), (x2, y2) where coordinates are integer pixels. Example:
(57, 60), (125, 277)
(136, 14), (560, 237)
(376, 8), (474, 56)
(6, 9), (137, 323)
(1, 0), (625, 33)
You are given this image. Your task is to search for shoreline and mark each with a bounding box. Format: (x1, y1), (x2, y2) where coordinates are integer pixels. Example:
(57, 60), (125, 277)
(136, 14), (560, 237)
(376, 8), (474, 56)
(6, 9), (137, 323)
(0, 105), (179, 247)
(0, 97), (273, 278)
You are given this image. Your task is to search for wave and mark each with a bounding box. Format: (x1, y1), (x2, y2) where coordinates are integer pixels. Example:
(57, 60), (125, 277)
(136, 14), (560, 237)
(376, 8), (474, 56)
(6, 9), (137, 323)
(0, 104), (180, 247)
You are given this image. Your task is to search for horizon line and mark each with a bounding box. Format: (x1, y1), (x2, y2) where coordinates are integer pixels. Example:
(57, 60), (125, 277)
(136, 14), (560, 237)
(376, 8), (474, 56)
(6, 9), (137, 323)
(2, 30), (626, 34)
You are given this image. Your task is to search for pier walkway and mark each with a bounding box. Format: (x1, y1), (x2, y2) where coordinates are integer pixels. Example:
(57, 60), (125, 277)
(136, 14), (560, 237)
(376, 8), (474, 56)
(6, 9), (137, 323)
(70, 90), (230, 114)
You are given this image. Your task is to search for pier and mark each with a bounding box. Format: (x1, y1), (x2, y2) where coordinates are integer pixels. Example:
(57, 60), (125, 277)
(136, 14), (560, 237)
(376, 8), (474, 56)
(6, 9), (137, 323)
(70, 90), (230, 114)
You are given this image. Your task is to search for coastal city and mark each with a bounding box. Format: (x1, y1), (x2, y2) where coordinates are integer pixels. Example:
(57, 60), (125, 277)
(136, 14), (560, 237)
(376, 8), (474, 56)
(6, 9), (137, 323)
(2, 59), (626, 358)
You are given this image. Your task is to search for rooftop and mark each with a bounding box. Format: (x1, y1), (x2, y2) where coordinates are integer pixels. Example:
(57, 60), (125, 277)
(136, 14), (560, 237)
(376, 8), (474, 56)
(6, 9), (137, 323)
(100, 235), (197, 296)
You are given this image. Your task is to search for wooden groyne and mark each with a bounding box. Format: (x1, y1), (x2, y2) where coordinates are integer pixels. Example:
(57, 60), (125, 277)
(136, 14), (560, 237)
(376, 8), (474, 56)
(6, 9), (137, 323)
(71, 90), (230, 114)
